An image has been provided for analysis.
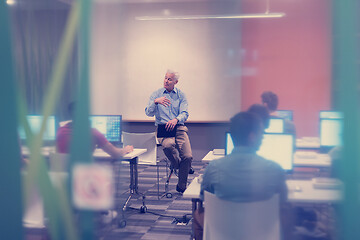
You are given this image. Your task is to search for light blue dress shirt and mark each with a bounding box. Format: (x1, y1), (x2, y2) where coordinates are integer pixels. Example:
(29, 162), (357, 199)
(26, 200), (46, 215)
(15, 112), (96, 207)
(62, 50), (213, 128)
(200, 146), (287, 203)
(145, 87), (189, 125)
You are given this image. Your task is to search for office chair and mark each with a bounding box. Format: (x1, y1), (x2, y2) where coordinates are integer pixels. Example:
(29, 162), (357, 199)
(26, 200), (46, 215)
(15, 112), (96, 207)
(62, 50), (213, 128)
(203, 191), (280, 240)
(23, 163), (69, 240)
(23, 185), (47, 238)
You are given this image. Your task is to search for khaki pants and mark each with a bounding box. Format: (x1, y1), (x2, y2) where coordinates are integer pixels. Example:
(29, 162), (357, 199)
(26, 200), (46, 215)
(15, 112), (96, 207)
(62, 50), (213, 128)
(159, 125), (193, 190)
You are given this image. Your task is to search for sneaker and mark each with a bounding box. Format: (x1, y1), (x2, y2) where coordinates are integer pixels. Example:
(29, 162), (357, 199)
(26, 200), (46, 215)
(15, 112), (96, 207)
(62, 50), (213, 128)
(189, 167), (195, 174)
(102, 210), (117, 224)
(176, 184), (186, 194)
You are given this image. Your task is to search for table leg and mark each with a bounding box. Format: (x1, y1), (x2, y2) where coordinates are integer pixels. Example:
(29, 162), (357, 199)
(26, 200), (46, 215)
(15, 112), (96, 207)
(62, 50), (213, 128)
(133, 157), (138, 193)
(129, 159), (135, 193)
(119, 157), (139, 213)
(191, 199), (203, 240)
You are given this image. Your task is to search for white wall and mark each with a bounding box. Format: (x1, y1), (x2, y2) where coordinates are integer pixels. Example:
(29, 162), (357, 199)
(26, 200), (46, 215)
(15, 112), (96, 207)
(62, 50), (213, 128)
(91, 2), (242, 121)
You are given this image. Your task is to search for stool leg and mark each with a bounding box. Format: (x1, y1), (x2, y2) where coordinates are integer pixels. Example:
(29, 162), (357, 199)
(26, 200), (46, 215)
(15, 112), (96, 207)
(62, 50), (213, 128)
(157, 164), (160, 200)
(159, 160), (173, 199)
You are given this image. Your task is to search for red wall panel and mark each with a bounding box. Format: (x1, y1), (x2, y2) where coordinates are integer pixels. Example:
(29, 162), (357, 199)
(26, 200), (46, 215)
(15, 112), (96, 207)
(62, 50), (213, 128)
(241, 0), (331, 137)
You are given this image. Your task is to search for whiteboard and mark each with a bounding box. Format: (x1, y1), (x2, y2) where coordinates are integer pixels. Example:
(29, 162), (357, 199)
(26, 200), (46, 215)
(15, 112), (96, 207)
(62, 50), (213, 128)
(91, 3), (242, 122)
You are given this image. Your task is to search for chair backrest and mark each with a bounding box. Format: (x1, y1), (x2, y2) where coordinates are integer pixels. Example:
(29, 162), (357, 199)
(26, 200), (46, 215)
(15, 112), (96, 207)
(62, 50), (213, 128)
(122, 132), (157, 165)
(23, 185), (45, 228)
(23, 172), (68, 229)
(49, 152), (69, 172)
(203, 191), (280, 240)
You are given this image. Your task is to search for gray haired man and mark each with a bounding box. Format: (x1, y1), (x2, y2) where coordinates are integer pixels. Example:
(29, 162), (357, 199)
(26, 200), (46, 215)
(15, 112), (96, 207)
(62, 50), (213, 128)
(145, 69), (193, 193)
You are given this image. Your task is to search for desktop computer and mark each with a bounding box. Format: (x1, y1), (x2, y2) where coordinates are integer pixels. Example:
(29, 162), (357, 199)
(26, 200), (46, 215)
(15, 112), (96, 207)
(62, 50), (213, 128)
(318, 111), (343, 152)
(19, 115), (57, 141)
(276, 110), (293, 121)
(319, 118), (343, 152)
(90, 115), (122, 144)
(226, 132), (294, 171)
(265, 118), (284, 133)
(319, 111), (343, 119)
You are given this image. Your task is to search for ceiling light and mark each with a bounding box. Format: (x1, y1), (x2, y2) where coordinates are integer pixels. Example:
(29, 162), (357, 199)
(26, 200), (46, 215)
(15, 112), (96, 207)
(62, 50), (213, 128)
(162, 9), (171, 16)
(136, 13), (285, 21)
(6, 0), (16, 5)
(136, 0), (284, 21)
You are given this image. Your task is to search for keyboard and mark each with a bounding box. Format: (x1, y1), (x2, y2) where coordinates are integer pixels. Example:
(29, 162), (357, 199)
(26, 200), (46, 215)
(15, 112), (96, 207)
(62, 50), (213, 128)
(295, 151), (318, 159)
(312, 178), (342, 189)
(296, 137), (320, 148)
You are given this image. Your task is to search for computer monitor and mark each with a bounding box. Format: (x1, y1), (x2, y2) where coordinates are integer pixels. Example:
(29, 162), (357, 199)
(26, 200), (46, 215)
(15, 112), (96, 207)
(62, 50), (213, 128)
(276, 110), (293, 121)
(89, 115), (122, 143)
(320, 118), (343, 148)
(257, 133), (294, 171)
(225, 132), (294, 171)
(319, 111), (343, 119)
(225, 132), (234, 155)
(19, 115), (56, 141)
(265, 118), (284, 133)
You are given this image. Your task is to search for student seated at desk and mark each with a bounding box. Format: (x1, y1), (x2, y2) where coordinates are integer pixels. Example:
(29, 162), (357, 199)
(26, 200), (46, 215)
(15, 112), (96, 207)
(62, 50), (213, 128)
(261, 91), (296, 137)
(193, 112), (292, 240)
(247, 103), (270, 129)
(56, 102), (133, 158)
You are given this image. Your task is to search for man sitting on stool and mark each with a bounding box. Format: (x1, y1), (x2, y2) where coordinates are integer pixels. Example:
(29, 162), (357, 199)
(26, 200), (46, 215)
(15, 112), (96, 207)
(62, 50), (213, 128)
(145, 69), (193, 193)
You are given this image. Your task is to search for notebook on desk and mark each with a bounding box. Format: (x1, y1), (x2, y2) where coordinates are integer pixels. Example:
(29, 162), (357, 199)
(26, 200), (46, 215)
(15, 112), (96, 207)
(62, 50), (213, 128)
(157, 124), (177, 138)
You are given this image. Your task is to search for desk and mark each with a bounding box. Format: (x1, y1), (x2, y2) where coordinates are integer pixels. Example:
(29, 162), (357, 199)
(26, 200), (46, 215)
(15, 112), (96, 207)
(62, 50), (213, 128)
(22, 146), (146, 159)
(23, 147), (147, 227)
(293, 152), (331, 168)
(23, 147), (146, 204)
(92, 148), (147, 215)
(93, 148), (146, 160)
(202, 150), (224, 162)
(183, 177), (342, 204)
(183, 176), (342, 238)
(94, 147), (147, 196)
(287, 180), (342, 203)
(183, 177), (202, 199)
(96, 148), (147, 193)
(202, 150), (332, 168)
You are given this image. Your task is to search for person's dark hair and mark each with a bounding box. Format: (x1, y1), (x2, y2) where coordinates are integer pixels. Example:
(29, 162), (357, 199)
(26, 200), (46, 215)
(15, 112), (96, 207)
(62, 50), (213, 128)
(247, 104), (270, 129)
(230, 112), (263, 146)
(261, 91), (278, 112)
